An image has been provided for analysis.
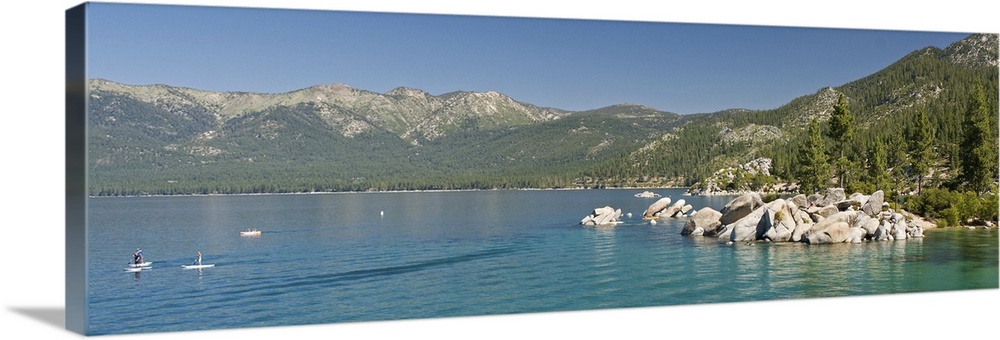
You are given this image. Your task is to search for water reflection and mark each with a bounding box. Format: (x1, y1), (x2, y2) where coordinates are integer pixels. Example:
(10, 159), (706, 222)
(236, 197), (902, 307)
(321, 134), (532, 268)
(707, 238), (943, 299)
(588, 225), (618, 272)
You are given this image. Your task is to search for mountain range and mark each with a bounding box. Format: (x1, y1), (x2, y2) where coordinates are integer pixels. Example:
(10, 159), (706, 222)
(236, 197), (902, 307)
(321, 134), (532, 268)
(86, 33), (998, 196)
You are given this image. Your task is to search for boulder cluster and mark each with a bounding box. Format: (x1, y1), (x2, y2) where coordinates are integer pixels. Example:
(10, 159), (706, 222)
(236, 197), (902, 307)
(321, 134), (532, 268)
(580, 206), (623, 226)
(634, 191), (661, 198)
(681, 189), (926, 244)
(642, 197), (693, 220)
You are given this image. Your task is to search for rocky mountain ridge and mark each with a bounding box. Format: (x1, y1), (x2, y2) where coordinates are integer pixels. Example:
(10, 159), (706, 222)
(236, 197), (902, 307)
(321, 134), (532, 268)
(85, 33), (998, 195)
(90, 79), (583, 144)
(943, 33), (999, 67)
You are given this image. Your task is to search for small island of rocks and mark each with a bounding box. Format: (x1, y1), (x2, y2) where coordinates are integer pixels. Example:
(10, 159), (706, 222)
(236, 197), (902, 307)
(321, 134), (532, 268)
(580, 206), (624, 226)
(681, 188), (927, 244)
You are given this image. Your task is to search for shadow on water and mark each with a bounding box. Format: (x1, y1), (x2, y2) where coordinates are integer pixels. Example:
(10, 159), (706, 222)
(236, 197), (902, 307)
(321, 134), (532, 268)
(9, 307), (65, 330)
(137, 246), (522, 311)
(253, 247), (515, 292)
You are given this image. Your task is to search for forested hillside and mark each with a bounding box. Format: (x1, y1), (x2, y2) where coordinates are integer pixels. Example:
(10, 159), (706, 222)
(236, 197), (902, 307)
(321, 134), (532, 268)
(87, 33), (998, 205)
(600, 34), (998, 193)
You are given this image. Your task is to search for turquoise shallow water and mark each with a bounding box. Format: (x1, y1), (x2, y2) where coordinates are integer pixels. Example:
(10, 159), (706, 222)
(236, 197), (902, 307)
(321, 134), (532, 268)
(85, 189), (998, 335)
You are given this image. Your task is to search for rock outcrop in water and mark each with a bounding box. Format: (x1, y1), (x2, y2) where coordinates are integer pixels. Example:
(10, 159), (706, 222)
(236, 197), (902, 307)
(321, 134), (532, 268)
(635, 191), (661, 198)
(681, 207), (723, 236)
(581, 206), (623, 226)
(643, 197), (672, 219)
(681, 189), (928, 244)
(643, 197), (693, 220)
(719, 193), (765, 225)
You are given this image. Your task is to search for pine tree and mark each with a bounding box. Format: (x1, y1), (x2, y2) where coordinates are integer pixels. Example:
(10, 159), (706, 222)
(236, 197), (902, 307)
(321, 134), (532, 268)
(868, 138), (889, 192)
(798, 118), (830, 194)
(960, 83), (999, 195)
(828, 93), (855, 188)
(908, 107), (934, 193)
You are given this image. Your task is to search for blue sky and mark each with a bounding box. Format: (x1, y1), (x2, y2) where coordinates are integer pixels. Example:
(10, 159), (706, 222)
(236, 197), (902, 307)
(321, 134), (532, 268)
(86, 2), (971, 114)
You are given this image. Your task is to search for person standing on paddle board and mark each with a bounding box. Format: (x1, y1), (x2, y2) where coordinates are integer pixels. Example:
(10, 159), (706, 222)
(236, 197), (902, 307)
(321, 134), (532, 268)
(133, 248), (143, 265)
(194, 251), (202, 266)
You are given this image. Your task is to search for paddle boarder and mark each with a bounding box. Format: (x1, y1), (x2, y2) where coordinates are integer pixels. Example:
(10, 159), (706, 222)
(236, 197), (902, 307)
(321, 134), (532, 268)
(194, 251), (202, 266)
(133, 248), (143, 265)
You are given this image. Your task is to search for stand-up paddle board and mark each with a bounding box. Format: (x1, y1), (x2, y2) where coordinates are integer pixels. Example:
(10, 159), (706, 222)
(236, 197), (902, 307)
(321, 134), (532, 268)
(181, 264), (215, 269)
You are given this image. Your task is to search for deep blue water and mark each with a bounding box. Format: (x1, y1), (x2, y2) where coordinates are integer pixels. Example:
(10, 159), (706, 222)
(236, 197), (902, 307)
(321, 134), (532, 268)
(85, 189), (998, 335)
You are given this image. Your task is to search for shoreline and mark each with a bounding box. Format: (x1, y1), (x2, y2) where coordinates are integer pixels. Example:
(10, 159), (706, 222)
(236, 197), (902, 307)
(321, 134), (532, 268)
(88, 188), (986, 232)
(88, 186), (692, 199)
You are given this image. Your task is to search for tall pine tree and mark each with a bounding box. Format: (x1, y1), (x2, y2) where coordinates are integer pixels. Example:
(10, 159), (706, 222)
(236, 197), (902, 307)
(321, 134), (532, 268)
(884, 131), (908, 202)
(959, 83), (999, 195)
(828, 93), (855, 188)
(908, 107), (934, 193)
(798, 118), (830, 194)
(868, 138), (889, 192)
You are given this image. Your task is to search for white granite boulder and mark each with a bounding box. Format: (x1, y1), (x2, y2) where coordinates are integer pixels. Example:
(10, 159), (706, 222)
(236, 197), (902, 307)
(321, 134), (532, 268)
(720, 193), (764, 225)
(803, 221), (852, 244)
(643, 197), (672, 219)
(860, 190), (885, 217)
(660, 199), (687, 218)
(581, 206), (623, 226)
(682, 208), (723, 236)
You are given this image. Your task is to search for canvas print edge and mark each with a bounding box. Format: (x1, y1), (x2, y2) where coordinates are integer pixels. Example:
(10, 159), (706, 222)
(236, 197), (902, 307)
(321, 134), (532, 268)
(66, 2), (88, 335)
(60, 1), (999, 338)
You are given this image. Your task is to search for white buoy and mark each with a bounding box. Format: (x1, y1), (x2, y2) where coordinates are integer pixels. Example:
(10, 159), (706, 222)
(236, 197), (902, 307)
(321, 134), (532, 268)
(626, 212), (633, 218)
(380, 210), (384, 217)
(650, 219), (657, 225)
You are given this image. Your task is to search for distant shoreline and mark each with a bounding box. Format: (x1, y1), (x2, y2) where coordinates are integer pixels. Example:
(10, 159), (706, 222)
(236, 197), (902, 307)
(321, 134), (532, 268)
(86, 186), (980, 230)
(87, 186), (692, 199)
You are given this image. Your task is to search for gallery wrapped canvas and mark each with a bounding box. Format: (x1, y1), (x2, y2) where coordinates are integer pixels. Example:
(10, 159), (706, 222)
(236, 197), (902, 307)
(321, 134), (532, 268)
(63, 0), (997, 338)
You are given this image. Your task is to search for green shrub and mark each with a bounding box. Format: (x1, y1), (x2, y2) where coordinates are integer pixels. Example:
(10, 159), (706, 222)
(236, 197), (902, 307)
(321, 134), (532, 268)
(906, 186), (998, 226)
(942, 206), (960, 227)
(748, 173), (776, 191)
(981, 184), (999, 222)
(847, 181), (875, 197)
(904, 187), (954, 218)
(983, 191), (999, 222)
(957, 191), (982, 223)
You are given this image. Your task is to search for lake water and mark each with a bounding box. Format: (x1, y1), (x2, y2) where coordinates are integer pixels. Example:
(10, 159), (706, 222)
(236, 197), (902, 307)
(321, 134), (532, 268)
(85, 189), (999, 335)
